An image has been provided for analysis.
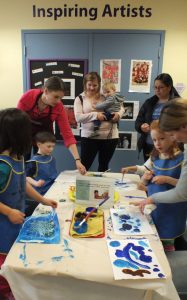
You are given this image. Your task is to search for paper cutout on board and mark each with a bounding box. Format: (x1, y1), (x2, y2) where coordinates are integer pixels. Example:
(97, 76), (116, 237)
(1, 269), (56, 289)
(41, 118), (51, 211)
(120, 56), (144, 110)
(110, 207), (154, 235)
(107, 238), (165, 280)
(16, 210), (60, 244)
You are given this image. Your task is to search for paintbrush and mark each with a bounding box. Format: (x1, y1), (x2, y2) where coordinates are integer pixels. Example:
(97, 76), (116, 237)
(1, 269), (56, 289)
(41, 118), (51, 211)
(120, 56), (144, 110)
(144, 165), (151, 171)
(100, 168), (111, 175)
(144, 165), (155, 176)
(121, 173), (125, 183)
(93, 169), (111, 177)
(124, 195), (147, 199)
(74, 196), (110, 229)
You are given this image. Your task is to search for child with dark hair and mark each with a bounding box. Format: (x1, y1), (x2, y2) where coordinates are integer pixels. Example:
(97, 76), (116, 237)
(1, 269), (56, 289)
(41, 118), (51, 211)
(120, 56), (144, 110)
(0, 108), (57, 299)
(26, 131), (58, 215)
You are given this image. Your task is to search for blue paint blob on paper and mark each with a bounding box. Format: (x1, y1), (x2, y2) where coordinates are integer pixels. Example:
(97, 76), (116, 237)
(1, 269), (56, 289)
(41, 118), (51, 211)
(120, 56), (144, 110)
(115, 243), (152, 269)
(129, 250), (139, 260)
(138, 240), (149, 248)
(153, 268), (160, 272)
(113, 259), (139, 269)
(122, 223), (132, 231)
(158, 273), (165, 278)
(120, 214), (130, 221)
(110, 240), (121, 247)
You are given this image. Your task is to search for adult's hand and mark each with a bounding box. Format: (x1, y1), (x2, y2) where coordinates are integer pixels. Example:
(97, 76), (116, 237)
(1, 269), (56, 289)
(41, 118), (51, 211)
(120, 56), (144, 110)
(97, 112), (107, 121)
(139, 197), (154, 214)
(76, 160), (87, 175)
(141, 123), (150, 133)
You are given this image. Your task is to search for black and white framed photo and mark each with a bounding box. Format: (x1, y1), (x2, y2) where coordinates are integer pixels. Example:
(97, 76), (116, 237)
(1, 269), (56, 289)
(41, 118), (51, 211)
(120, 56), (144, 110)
(122, 101), (139, 121)
(116, 131), (137, 151)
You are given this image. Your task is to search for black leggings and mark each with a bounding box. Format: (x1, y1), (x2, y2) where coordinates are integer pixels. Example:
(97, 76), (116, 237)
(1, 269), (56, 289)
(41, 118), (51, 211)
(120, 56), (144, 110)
(81, 138), (118, 172)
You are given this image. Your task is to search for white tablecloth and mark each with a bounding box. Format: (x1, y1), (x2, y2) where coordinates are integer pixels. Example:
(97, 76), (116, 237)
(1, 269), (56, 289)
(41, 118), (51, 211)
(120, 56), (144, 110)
(1, 172), (180, 300)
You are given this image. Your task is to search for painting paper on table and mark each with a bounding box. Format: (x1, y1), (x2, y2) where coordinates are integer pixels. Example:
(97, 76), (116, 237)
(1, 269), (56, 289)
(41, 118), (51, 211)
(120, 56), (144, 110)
(107, 238), (165, 280)
(110, 207), (154, 235)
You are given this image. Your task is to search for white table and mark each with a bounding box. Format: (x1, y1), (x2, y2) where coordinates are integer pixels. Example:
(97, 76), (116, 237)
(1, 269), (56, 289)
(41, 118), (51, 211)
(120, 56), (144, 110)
(1, 172), (180, 300)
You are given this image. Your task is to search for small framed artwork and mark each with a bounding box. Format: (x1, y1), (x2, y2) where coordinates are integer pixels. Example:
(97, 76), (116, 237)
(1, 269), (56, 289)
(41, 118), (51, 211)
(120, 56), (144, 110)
(129, 59), (152, 93)
(116, 131), (137, 151)
(100, 59), (121, 92)
(121, 101), (139, 121)
(63, 79), (75, 100)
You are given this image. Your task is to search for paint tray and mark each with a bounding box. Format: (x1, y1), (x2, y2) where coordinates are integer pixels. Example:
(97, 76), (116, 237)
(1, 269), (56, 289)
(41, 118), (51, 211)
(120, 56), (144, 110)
(16, 211), (60, 244)
(69, 206), (105, 238)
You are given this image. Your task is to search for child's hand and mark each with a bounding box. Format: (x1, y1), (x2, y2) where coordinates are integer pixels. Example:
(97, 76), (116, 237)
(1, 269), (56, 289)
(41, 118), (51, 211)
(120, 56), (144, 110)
(142, 170), (154, 181)
(151, 175), (168, 185)
(137, 182), (147, 192)
(8, 209), (25, 224)
(36, 179), (45, 187)
(121, 167), (129, 174)
(111, 112), (120, 122)
(121, 166), (137, 174)
(42, 198), (58, 208)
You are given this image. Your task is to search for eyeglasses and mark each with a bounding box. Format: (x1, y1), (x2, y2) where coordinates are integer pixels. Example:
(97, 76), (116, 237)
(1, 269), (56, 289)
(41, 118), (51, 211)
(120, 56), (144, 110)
(154, 86), (166, 90)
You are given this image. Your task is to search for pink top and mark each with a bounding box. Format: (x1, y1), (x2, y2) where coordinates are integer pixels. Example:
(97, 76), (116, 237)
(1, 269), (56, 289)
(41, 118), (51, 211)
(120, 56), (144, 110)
(17, 89), (76, 147)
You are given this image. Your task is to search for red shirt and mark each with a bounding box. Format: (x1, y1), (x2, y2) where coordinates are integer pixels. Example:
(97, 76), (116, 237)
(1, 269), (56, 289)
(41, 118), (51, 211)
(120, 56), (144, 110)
(17, 89), (76, 147)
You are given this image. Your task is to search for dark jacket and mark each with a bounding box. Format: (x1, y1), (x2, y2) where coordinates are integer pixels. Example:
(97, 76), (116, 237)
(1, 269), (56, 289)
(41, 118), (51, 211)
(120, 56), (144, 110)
(135, 95), (160, 153)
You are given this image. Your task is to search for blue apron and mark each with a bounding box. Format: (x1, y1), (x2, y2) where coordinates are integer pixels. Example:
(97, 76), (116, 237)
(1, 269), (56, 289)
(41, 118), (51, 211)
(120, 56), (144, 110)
(0, 155), (25, 253)
(148, 152), (187, 239)
(26, 155), (57, 195)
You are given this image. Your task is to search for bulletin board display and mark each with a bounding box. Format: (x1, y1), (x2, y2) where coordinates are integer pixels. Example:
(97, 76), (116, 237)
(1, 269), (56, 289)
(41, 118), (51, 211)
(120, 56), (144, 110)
(29, 59), (88, 141)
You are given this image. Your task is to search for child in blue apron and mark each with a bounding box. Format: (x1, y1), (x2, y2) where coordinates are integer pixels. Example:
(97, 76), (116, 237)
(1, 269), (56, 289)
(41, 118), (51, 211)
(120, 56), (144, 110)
(121, 119), (187, 251)
(25, 132), (57, 215)
(0, 108), (57, 299)
(140, 120), (187, 251)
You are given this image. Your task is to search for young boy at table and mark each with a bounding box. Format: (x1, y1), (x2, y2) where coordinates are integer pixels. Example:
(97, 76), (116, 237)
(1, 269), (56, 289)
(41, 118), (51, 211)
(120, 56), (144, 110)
(25, 131), (57, 215)
(0, 108), (57, 299)
(121, 120), (187, 252)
